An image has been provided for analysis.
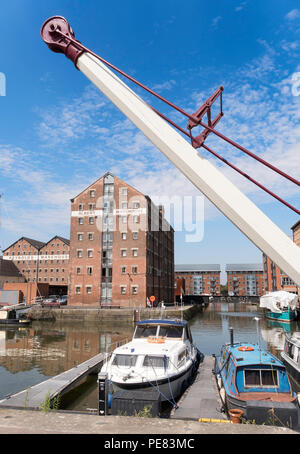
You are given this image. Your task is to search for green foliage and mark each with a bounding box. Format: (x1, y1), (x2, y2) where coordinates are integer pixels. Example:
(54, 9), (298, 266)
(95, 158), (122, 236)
(135, 404), (153, 418)
(39, 391), (60, 412)
(220, 285), (228, 296)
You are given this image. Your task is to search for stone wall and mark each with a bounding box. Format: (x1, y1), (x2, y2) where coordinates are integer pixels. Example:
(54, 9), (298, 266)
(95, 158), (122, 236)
(28, 304), (202, 323)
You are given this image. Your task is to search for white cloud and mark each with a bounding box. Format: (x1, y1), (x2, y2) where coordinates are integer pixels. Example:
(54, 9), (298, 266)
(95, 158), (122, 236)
(152, 80), (176, 91)
(212, 16), (222, 27)
(285, 9), (300, 20)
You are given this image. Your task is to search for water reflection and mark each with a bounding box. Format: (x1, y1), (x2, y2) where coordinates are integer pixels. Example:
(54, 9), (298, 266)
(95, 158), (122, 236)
(0, 321), (134, 400)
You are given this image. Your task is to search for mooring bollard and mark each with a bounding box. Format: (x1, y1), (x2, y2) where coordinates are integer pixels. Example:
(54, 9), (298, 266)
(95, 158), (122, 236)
(98, 371), (108, 415)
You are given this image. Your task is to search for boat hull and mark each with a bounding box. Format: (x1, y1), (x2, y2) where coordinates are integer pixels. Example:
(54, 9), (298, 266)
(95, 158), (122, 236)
(265, 310), (297, 323)
(281, 351), (300, 391)
(224, 392), (298, 427)
(0, 319), (31, 326)
(110, 355), (199, 402)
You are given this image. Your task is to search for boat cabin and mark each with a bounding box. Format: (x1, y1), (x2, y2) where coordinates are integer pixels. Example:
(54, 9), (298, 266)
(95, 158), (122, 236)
(218, 343), (292, 396)
(0, 308), (16, 321)
(109, 320), (194, 373)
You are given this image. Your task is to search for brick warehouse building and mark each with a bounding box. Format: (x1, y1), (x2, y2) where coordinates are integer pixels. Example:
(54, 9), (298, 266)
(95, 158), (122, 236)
(263, 220), (300, 296)
(69, 172), (174, 307)
(2, 236), (70, 296)
(175, 264), (221, 296)
(226, 263), (265, 297)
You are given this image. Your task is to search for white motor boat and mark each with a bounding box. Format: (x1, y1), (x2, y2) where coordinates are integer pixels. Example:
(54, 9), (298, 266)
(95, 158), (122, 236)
(101, 319), (202, 402)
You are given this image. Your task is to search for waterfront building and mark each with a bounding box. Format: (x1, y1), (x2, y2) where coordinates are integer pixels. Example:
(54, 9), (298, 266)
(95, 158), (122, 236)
(262, 254), (297, 294)
(2, 236), (70, 296)
(0, 257), (25, 289)
(175, 264), (221, 296)
(174, 277), (185, 299)
(69, 172), (174, 307)
(262, 220), (300, 297)
(291, 220), (300, 299)
(226, 263), (264, 297)
(292, 220), (300, 248)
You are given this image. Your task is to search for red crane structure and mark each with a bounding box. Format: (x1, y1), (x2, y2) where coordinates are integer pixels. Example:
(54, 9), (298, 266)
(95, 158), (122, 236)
(40, 16), (300, 287)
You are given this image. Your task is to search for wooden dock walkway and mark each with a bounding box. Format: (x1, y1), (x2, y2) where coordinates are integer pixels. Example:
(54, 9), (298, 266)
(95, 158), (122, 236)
(171, 355), (229, 422)
(0, 352), (107, 410)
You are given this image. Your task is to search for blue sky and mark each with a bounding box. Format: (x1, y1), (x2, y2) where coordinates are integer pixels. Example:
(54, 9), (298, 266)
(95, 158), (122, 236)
(0, 0), (300, 283)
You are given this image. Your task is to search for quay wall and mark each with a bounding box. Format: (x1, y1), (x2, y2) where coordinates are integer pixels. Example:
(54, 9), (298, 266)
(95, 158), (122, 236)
(0, 408), (296, 434)
(28, 304), (202, 322)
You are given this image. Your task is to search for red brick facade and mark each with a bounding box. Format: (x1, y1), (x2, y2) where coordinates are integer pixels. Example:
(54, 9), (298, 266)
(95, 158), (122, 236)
(69, 173), (174, 307)
(226, 264), (264, 296)
(2, 236), (70, 296)
(175, 265), (221, 296)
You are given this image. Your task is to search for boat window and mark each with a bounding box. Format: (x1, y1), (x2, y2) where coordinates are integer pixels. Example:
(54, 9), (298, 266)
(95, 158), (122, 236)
(177, 349), (188, 367)
(186, 326), (193, 342)
(244, 369), (278, 387)
(143, 356), (168, 368)
(285, 340), (293, 358)
(134, 325), (158, 338)
(159, 325), (183, 339)
(291, 345), (299, 363)
(112, 354), (137, 367)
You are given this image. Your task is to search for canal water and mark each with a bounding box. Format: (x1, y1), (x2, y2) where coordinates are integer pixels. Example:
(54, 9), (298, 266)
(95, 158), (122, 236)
(0, 302), (299, 413)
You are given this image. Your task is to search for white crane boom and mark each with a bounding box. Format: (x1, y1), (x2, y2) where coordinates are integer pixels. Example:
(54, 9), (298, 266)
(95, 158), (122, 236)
(41, 17), (300, 287)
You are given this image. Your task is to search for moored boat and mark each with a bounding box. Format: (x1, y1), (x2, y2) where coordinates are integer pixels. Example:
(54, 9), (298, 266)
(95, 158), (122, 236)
(215, 333), (299, 427)
(281, 332), (300, 391)
(0, 304), (31, 326)
(260, 291), (298, 323)
(101, 318), (202, 404)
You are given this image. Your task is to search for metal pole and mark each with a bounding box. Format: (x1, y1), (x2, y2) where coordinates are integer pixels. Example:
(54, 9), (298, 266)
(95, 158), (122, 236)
(41, 17), (300, 287)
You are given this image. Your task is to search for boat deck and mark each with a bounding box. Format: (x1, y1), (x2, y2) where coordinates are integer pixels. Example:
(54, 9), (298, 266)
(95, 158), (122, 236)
(0, 352), (107, 410)
(171, 355), (228, 421)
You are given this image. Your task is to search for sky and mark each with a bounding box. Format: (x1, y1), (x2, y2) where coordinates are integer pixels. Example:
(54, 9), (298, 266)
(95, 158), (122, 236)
(0, 0), (300, 284)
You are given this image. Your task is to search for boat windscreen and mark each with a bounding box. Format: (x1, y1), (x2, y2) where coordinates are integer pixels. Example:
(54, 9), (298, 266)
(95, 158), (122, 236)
(143, 355), (168, 368)
(134, 325), (158, 338)
(159, 325), (183, 338)
(112, 354), (137, 367)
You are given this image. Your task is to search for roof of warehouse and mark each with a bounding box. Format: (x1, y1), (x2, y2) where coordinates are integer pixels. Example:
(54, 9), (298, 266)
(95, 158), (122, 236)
(175, 264), (221, 272)
(225, 263), (263, 272)
(0, 258), (23, 277)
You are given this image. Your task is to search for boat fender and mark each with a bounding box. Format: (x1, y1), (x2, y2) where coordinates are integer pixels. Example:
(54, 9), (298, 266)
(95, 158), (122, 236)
(217, 376), (222, 389)
(238, 346), (254, 352)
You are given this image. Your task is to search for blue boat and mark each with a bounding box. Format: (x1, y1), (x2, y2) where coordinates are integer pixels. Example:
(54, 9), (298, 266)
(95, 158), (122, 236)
(260, 291), (298, 324)
(215, 333), (299, 427)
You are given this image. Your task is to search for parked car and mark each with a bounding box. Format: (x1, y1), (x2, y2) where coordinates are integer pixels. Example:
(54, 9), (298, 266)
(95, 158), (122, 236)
(42, 295), (60, 308)
(56, 295), (67, 305)
(44, 295), (58, 303)
(42, 301), (61, 308)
